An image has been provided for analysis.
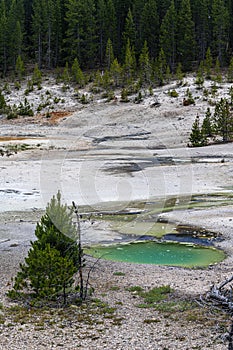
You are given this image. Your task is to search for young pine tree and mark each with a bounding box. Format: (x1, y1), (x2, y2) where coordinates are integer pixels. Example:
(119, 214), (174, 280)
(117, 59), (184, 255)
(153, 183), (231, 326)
(201, 107), (213, 138)
(15, 55), (25, 80)
(9, 192), (80, 304)
(71, 58), (85, 87)
(227, 57), (233, 83)
(204, 47), (213, 79)
(213, 98), (233, 142)
(189, 115), (207, 147)
(139, 41), (151, 86)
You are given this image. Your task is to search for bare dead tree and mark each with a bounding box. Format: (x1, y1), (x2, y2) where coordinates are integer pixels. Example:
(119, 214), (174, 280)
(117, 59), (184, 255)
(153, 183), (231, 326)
(207, 275), (233, 349)
(229, 319), (233, 350)
(72, 201), (84, 300)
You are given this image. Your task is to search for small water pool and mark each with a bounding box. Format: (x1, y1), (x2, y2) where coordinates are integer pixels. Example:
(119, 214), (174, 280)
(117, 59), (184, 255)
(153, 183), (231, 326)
(87, 241), (225, 268)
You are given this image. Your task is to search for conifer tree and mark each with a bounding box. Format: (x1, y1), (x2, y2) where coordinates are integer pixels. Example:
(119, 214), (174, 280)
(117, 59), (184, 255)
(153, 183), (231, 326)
(105, 38), (114, 70)
(214, 58), (222, 83)
(32, 0), (45, 68)
(6, 0), (24, 68)
(204, 47), (213, 79)
(141, 0), (159, 58)
(105, 0), (117, 48)
(123, 39), (136, 85)
(96, 0), (107, 66)
(213, 98), (233, 142)
(32, 63), (42, 87)
(211, 0), (230, 65)
(192, 0), (210, 61)
(175, 62), (184, 84)
(62, 61), (70, 85)
(195, 61), (204, 88)
(110, 58), (122, 86)
(71, 58), (85, 86)
(227, 57), (233, 83)
(65, 0), (97, 67)
(122, 8), (136, 58)
(0, 0), (7, 74)
(9, 192), (80, 304)
(159, 0), (177, 73)
(189, 115), (206, 146)
(15, 55), (25, 80)
(201, 107), (213, 138)
(139, 41), (151, 85)
(177, 0), (196, 70)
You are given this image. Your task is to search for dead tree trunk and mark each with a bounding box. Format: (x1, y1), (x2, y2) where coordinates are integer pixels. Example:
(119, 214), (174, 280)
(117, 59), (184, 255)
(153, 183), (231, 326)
(229, 319), (233, 350)
(72, 201), (84, 300)
(207, 275), (233, 349)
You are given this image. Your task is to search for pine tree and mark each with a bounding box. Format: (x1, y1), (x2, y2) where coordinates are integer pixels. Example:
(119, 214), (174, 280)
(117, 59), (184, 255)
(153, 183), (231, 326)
(65, 0), (97, 68)
(175, 62), (184, 84)
(177, 0), (196, 70)
(105, 0), (117, 48)
(32, 0), (62, 68)
(141, 0), (159, 59)
(227, 57), (233, 83)
(214, 58), (222, 83)
(122, 8), (137, 56)
(71, 58), (85, 86)
(110, 58), (122, 86)
(211, 0), (230, 65)
(32, 0), (46, 68)
(159, 0), (177, 73)
(9, 192), (80, 304)
(6, 0), (24, 69)
(213, 98), (233, 142)
(192, 0), (211, 61)
(132, 0), (147, 54)
(32, 63), (42, 87)
(139, 40), (151, 85)
(0, 0), (8, 74)
(195, 61), (204, 88)
(204, 47), (213, 79)
(201, 107), (213, 137)
(189, 115), (206, 146)
(105, 38), (114, 70)
(113, 0), (132, 56)
(154, 48), (167, 86)
(123, 39), (136, 85)
(15, 55), (25, 80)
(96, 0), (107, 66)
(62, 61), (70, 85)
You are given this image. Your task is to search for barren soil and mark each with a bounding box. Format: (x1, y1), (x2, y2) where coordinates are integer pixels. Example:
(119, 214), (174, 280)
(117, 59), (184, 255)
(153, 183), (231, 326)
(0, 75), (233, 349)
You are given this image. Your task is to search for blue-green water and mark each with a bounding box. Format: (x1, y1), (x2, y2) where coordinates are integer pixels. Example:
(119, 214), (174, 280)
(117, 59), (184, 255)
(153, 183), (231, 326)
(87, 241), (225, 268)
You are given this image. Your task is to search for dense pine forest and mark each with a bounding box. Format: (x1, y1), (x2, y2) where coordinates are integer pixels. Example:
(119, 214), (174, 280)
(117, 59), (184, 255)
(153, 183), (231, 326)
(1, 0), (233, 79)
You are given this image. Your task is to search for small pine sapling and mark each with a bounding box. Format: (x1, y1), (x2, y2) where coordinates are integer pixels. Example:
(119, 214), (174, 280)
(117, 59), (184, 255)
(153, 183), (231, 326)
(189, 115), (207, 147)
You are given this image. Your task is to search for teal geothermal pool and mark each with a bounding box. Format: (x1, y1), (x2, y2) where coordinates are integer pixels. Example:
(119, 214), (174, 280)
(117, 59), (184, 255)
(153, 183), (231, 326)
(87, 241), (225, 268)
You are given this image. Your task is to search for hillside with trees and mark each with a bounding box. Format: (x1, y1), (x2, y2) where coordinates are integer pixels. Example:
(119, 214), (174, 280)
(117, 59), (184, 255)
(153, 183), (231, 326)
(1, 0), (233, 77)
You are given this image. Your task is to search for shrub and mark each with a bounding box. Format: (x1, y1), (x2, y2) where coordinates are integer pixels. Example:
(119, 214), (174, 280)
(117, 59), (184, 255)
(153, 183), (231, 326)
(168, 89), (179, 98)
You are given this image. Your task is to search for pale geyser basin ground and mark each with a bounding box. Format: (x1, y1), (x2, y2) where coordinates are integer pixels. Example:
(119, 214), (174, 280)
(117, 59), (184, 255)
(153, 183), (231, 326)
(0, 76), (233, 349)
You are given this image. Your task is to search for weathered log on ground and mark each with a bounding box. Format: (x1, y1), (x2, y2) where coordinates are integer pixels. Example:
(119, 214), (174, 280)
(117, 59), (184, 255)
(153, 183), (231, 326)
(207, 275), (233, 311)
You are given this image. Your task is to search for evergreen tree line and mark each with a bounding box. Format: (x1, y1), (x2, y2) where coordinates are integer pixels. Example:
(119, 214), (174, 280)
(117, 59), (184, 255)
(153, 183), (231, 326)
(189, 98), (233, 146)
(1, 0), (233, 75)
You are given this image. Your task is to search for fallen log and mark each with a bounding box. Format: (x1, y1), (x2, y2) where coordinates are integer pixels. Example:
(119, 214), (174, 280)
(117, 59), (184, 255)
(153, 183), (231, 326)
(207, 275), (233, 311)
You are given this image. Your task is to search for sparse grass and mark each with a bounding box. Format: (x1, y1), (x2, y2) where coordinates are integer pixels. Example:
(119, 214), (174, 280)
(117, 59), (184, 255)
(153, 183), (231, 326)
(126, 286), (143, 293)
(110, 286), (120, 291)
(143, 318), (161, 324)
(127, 285), (198, 314)
(113, 271), (125, 276)
(2, 296), (119, 331)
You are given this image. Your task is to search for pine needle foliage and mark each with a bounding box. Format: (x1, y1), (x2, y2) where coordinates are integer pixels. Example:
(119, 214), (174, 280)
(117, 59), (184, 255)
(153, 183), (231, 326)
(8, 192), (80, 304)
